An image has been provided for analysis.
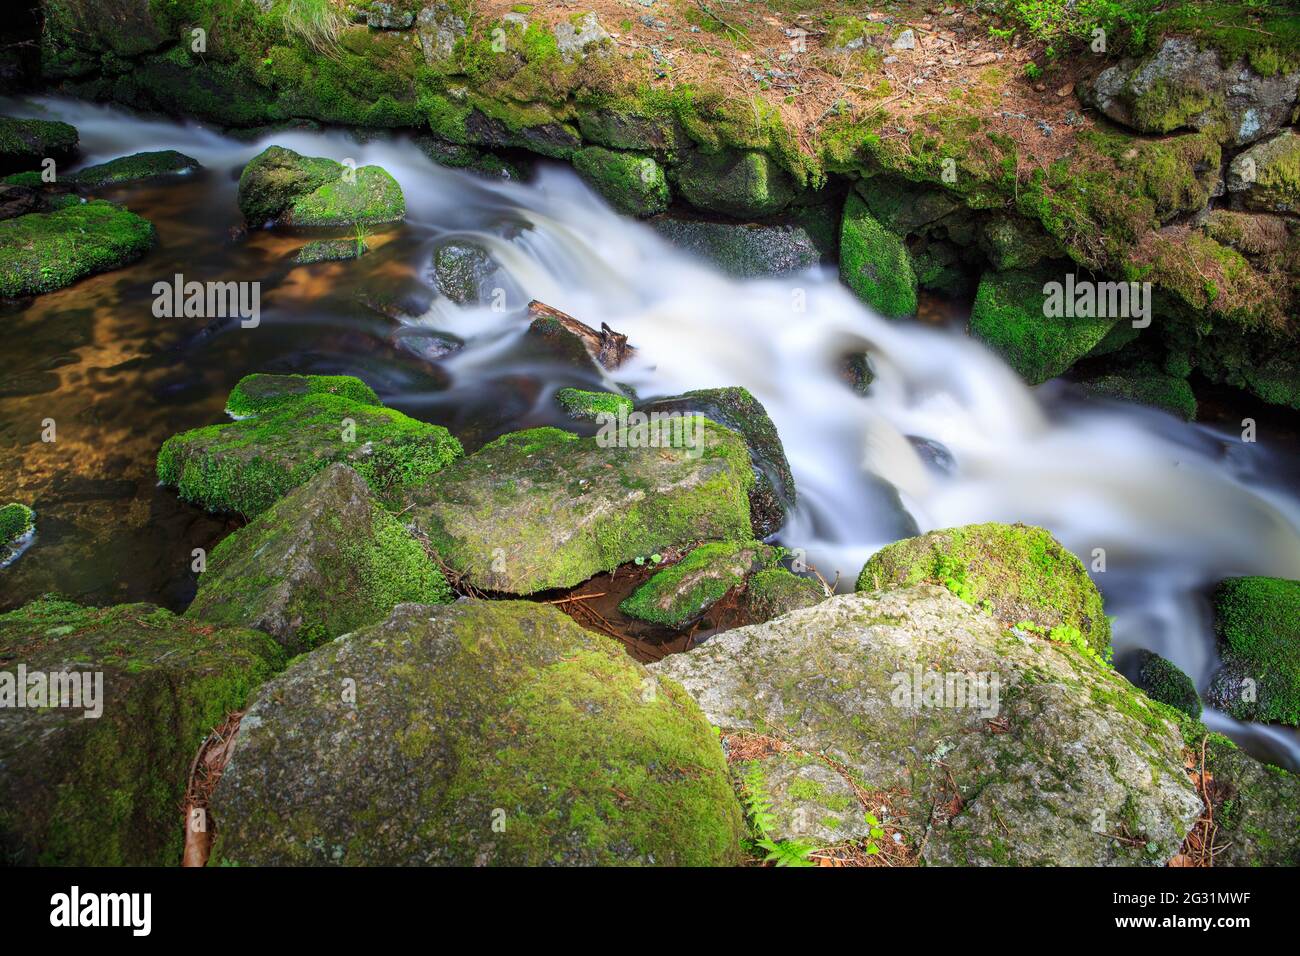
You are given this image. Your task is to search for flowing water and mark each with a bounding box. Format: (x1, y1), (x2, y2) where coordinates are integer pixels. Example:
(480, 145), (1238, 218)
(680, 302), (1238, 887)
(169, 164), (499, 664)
(3, 96), (1299, 769)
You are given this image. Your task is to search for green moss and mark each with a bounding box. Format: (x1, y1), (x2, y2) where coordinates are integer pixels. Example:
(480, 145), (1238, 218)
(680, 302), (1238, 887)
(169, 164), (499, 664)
(0, 502), (35, 547)
(1080, 361), (1198, 420)
(1, 170), (46, 187)
(238, 144), (404, 227)
(744, 567), (824, 623)
(839, 191), (916, 317)
(225, 372), (380, 418)
(1134, 650), (1201, 719)
(73, 149), (199, 187)
(288, 165), (405, 226)
(1212, 576), (1300, 726)
(571, 146), (668, 217)
(0, 200), (155, 296)
(0, 116), (78, 168)
(554, 387), (633, 421)
(620, 540), (778, 628)
(673, 149), (796, 219)
(858, 522), (1111, 657)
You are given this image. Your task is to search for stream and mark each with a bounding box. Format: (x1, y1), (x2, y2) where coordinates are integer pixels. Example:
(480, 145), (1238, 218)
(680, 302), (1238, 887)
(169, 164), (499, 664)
(3, 95), (1299, 771)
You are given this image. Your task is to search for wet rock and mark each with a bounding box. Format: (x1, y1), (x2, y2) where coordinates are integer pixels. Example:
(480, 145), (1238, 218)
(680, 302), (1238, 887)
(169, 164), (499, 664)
(858, 522), (1111, 657)
(577, 108), (684, 155)
(1132, 650), (1201, 719)
(650, 585), (1203, 866)
(621, 540), (780, 628)
(391, 325), (464, 361)
(413, 134), (523, 180)
(237, 145), (404, 228)
(0, 183), (43, 221)
(293, 237), (365, 265)
(572, 146), (669, 217)
(840, 191), (916, 317)
(1207, 576), (1300, 727)
(0, 200), (155, 297)
(1078, 361), (1198, 421)
(402, 421), (755, 594)
(463, 109), (581, 159)
(1227, 129), (1300, 215)
(907, 436), (956, 474)
(1201, 736), (1300, 866)
(0, 597), (283, 865)
(734, 752), (872, 844)
(649, 211), (834, 277)
(210, 600), (745, 865)
(554, 387), (633, 421)
(673, 150), (796, 219)
(72, 149), (199, 187)
(0, 116), (78, 173)
(431, 240), (494, 304)
(187, 464), (452, 654)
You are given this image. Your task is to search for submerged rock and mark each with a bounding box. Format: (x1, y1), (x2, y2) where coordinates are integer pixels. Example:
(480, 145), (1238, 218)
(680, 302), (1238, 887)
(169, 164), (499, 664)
(237, 145), (404, 228)
(1207, 576), (1300, 726)
(651, 585), (1203, 866)
(158, 381), (462, 516)
(572, 146), (669, 217)
(0, 199), (155, 297)
(402, 421), (754, 594)
(294, 237), (366, 264)
(839, 191), (916, 317)
(210, 600), (745, 865)
(73, 149), (199, 187)
(0, 598), (283, 865)
(187, 464), (452, 654)
(620, 540), (780, 628)
(224, 372), (380, 418)
(858, 522), (1111, 657)
(0, 116), (78, 173)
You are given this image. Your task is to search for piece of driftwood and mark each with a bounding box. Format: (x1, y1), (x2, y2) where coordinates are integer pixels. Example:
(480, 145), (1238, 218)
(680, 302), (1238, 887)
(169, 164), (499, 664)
(527, 300), (636, 370)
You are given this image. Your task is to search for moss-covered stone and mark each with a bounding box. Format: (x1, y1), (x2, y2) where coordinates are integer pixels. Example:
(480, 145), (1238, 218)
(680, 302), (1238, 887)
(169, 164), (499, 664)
(839, 191), (916, 318)
(978, 212), (1065, 271)
(0, 597), (284, 866)
(0, 502), (35, 566)
(0, 199), (155, 296)
(554, 387), (633, 421)
(210, 600), (745, 865)
(237, 144), (404, 227)
(403, 419), (754, 594)
(1199, 732), (1300, 866)
(649, 209), (834, 278)
(858, 522), (1111, 657)
(744, 567), (825, 623)
(970, 267), (1119, 385)
(157, 391), (463, 517)
(572, 146), (668, 217)
(224, 372), (380, 419)
(0, 116), (78, 172)
(431, 240), (493, 304)
(1134, 650), (1201, 719)
(1079, 361), (1198, 420)
(1228, 128), (1300, 214)
(187, 464), (451, 654)
(293, 237), (366, 264)
(734, 752), (870, 845)
(1208, 576), (1300, 726)
(620, 540), (779, 628)
(73, 149), (200, 187)
(673, 149), (795, 219)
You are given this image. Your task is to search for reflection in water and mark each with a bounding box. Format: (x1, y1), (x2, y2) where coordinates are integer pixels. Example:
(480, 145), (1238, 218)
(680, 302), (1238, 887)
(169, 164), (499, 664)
(2, 96), (1299, 769)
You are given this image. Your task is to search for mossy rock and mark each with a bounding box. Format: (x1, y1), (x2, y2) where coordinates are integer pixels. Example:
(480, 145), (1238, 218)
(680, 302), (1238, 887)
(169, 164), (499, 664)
(187, 464), (453, 654)
(0, 200), (155, 296)
(734, 752), (870, 845)
(294, 238), (366, 265)
(839, 191), (917, 318)
(649, 209), (834, 278)
(225, 372), (380, 419)
(673, 149), (795, 219)
(0, 116), (78, 173)
(554, 387), (633, 421)
(237, 145), (405, 228)
(1199, 732), (1300, 866)
(1134, 650), (1201, 719)
(431, 240), (493, 304)
(572, 146), (669, 217)
(0, 598), (284, 866)
(857, 522), (1111, 657)
(744, 567), (825, 623)
(73, 149), (199, 187)
(210, 600), (746, 865)
(620, 540), (779, 628)
(970, 267), (1119, 385)
(1228, 129), (1300, 215)
(157, 391), (463, 518)
(1079, 360), (1198, 420)
(978, 212), (1064, 271)
(1208, 576), (1300, 726)
(402, 420), (754, 594)
(0, 502), (35, 565)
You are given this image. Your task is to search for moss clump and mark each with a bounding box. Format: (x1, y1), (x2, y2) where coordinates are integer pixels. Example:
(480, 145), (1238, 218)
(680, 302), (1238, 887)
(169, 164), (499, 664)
(744, 567), (824, 623)
(187, 464), (452, 654)
(673, 149), (796, 219)
(0, 200), (155, 296)
(157, 391), (463, 517)
(225, 372), (381, 418)
(839, 191), (917, 318)
(1134, 650), (1201, 719)
(72, 149), (199, 187)
(237, 144), (404, 227)
(0, 502), (35, 547)
(620, 540), (779, 628)
(1079, 361), (1198, 420)
(572, 146), (669, 217)
(0, 116), (78, 171)
(1210, 576), (1300, 726)
(293, 237), (365, 264)
(554, 387), (633, 421)
(858, 522), (1111, 657)
(0, 598), (284, 866)
(970, 267), (1119, 385)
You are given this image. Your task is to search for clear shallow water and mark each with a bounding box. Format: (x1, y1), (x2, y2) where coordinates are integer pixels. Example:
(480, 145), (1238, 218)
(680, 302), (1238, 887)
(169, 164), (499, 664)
(4, 96), (1299, 769)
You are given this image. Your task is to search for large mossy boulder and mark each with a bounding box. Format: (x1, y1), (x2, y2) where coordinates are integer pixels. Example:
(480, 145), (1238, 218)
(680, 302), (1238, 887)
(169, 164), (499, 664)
(638, 387), (795, 539)
(0, 598), (284, 866)
(0, 116), (78, 173)
(157, 380), (463, 517)
(0, 200), (155, 296)
(620, 540), (779, 628)
(839, 191), (917, 318)
(1208, 576), (1300, 726)
(651, 585), (1203, 866)
(572, 146), (669, 217)
(857, 522), (1111, 658)
(186, 464), (452, 654)
(403, 421), (754, 594)
(673, 149), (795, 219)
(237, 145), (405, 228)
(73, 149), (199, 187)
(970, 267), (1118, 385)
(209, 600), (745, 865)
